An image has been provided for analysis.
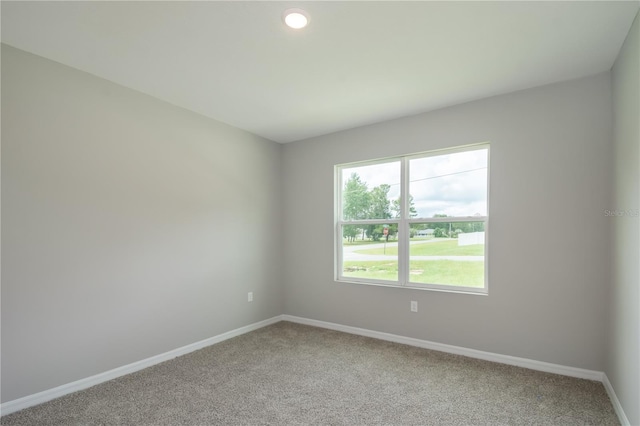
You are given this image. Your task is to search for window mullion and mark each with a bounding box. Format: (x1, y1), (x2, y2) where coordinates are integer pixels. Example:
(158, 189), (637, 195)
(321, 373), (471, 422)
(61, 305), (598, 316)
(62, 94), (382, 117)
(398, 157), (410, 286)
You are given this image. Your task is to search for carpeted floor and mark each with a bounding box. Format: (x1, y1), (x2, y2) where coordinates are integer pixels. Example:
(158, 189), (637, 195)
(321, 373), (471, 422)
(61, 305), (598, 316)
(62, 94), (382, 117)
(1, 321), (619, 425)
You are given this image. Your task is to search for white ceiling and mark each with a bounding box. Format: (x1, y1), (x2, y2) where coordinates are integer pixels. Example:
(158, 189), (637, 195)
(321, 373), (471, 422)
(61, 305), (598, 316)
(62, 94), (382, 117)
(2, 1), (638, 143)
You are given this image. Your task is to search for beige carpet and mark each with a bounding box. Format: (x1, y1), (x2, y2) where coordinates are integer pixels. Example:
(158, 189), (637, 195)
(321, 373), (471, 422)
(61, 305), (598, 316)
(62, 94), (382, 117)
(1, 321), (619, 425)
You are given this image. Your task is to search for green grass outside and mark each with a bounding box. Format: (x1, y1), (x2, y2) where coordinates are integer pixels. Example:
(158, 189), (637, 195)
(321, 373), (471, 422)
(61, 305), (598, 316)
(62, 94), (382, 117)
(343, 260), (484, 287)
(354, 239), (484, 256)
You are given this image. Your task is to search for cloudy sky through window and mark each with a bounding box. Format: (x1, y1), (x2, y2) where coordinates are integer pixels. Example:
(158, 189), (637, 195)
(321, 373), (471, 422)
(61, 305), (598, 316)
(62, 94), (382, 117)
(341, 148), (487, 218)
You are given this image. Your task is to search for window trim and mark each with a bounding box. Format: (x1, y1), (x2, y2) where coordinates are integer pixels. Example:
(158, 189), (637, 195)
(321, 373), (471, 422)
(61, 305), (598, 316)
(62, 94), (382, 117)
(335, 143), (490, 295)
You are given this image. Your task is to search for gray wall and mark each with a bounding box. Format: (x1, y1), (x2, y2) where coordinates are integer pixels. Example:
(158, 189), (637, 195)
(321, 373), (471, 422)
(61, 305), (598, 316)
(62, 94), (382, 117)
(282, 73), (613, 371)
(608, 11), (640, 426)
(1, 45), (283, 403)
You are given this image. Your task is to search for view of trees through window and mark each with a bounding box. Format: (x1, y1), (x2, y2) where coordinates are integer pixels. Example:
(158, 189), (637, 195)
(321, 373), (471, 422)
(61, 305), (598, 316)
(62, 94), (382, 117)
(337, 146), (488, 291)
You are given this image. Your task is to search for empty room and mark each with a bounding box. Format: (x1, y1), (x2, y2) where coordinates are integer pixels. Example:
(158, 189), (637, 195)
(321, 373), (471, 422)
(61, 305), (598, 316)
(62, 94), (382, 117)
(1, 1), (639, 425)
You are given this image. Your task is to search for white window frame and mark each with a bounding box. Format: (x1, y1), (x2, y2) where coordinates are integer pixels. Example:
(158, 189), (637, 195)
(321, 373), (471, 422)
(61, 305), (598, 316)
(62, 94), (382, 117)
(335, 143), (490, 295)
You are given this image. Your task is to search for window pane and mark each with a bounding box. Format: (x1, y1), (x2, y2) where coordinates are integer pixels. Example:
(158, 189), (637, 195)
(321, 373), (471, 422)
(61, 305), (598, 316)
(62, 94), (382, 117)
(409, 222), (484, 287)
(410, 149), (487, 218)
(341, 161), (401, 220)
(341, 225), (398, 282)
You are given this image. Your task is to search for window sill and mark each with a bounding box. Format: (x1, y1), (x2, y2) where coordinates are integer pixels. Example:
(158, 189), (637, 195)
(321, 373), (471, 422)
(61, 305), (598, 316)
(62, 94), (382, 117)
(336, 278), (488, 296)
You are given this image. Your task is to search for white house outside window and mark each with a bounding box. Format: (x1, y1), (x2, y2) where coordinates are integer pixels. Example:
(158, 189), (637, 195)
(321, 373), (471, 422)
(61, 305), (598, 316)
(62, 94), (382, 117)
(335, 144), (489, 294)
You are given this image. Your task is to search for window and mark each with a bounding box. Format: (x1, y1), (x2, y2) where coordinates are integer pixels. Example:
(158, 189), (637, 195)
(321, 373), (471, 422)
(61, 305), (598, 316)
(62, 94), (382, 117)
(335, 144), (489, 294)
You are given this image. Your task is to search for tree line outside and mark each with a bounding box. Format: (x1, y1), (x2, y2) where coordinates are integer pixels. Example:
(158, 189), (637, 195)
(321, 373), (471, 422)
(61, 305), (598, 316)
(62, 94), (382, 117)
(342, 172), (485, 243)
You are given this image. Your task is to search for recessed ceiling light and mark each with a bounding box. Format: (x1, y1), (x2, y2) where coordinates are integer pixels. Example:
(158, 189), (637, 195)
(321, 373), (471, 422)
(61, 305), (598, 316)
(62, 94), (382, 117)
(283, 8), (309, 29)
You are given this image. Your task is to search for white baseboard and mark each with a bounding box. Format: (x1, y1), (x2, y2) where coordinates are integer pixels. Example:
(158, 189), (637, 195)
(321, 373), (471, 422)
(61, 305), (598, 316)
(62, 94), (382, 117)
(282, 315), (604, 381)
(0, 315), (283, 416)
(602, 373), (631, 426)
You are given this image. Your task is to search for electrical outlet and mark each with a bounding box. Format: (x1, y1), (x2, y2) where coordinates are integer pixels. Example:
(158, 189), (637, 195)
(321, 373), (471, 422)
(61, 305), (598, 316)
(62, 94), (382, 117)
(248, 292), (253, 302)
(410, 301), (418, 312)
